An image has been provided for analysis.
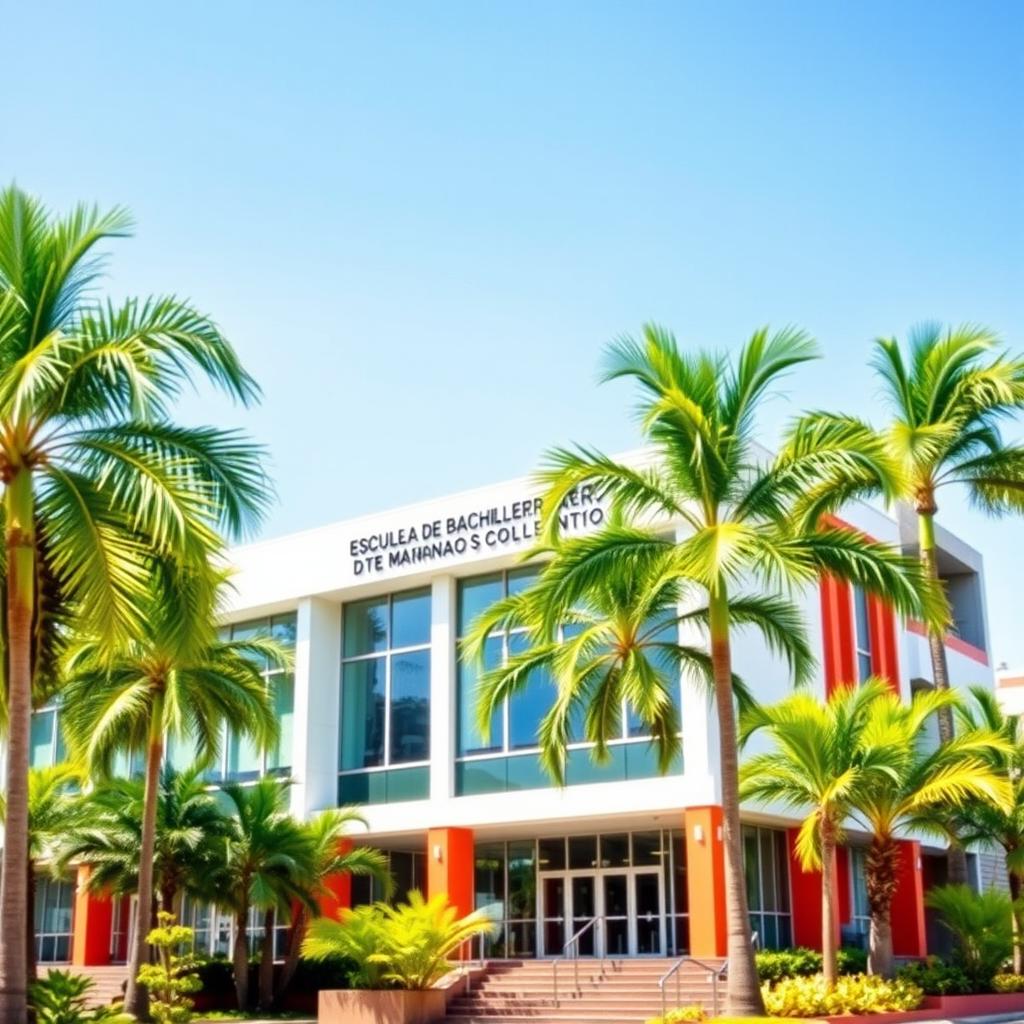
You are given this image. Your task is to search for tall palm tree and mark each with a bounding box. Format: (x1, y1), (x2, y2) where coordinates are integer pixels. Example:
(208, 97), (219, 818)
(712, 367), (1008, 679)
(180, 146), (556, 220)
(941, 686), (1024, 971)
(0, 187), (267, 1024)
(209, 779), (316, 1012)
(739, 680), (897, 986)
(60, 566), (281, 1020)
(275, 808), (391, 1005)
(850, 687), (1009, 977)
(0, 764), (85, 982)
(474, 325), (943, 1015)
(56, 766), (232, 918)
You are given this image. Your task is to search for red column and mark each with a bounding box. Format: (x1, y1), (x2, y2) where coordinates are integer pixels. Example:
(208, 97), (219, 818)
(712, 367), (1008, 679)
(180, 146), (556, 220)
(891, 840), (927, 957)
(786, 832), (851, 951)
(820, 575), (855, 695)
(318, 840), (353, 921)
(868, 595), (900, 693)
(685, 807), (727, 956)
(71, 866), (113, 966)
(426, 827), (474, 921)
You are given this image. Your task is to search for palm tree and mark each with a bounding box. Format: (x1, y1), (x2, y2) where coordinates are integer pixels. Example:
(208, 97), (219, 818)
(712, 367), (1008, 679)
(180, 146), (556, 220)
(473, 325), (943, 1015)
(0, 764), (85, 982)
(275, 808), (391, 1005)
(209, 778), (317, 1012)
(0, 187), (268, 1024)
(849, 687), (1009, 977)
(60, 566), (281, 1020)
(56, 766), (232, 919)
(941, 686), (1024, 971)
(739, 680), (897, 987)
(868, 327), (1024, 826)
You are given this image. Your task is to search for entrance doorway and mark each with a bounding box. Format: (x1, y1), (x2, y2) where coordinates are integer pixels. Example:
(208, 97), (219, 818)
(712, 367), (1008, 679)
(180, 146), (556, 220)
(539, 868), (664, 957)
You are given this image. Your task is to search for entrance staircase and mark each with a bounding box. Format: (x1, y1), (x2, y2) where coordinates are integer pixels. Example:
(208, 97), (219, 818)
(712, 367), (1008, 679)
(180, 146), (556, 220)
(445, 957), (727, 1024)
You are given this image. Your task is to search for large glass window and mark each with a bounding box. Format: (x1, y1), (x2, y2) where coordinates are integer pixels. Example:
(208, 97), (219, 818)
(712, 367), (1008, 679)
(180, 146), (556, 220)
(850, 846), (870, 940)
(852, 586), (872, 683)
(30, 706), (66, 769)
(743, 825), (792, 949)
(455, 569), (682, 795)
(34, 876), (73, 963)
(203, 613), (296, 781)
(339, 589), (431, 804)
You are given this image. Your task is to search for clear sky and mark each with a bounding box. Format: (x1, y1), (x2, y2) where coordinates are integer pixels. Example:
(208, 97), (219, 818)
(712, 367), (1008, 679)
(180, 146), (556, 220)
(3, 2), (1022, 664)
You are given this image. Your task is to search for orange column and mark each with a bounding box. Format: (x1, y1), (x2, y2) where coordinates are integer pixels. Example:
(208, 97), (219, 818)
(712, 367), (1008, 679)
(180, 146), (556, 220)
(891, 840), (927, 957)
(426, 827), (474, 921)
(71, 866), (113, 966)
(867, 595), (901, 692)
(820, 575), (855, 694)
(318, 840), (353, 921)
(685, 807), (727, 956)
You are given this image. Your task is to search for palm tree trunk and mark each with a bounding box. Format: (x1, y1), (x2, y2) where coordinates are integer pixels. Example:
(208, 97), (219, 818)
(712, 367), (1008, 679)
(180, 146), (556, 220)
(917, 511), (968, 885)
(820, 824), (838, 988)
(709, 589), (765, 1016)
(26, 863), (37, 985)
(123, 696), (165, 1021)
(257, 908), (275, 1011)
(233, 909), (250, 1011)
(275, 906), (307, 1003)
(866, 835), (900, 977)
(1009, 867), (1023, 975)
(0, 468), (38, 1024)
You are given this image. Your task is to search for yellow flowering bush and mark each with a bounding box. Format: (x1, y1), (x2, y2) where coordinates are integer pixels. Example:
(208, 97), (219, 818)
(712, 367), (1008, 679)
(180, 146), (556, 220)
(993, 974), (1024, 993)
(762, 973), (923, 1016)
(645, 1006), (707, 1024)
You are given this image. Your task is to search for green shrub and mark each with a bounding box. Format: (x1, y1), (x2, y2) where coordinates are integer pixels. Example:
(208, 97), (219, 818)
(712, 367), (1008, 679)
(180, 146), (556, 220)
(926, 885), (1013, 991)
(761, 973), (923, 1016)
(29, 971), (130, 1024)
(288, 955), (358, 991)
(136, 912), (202, 1024)
(193, 956), (235, 998)
(897, 957), (974, 995)
(755, 946), (869, 984)
(645, 1006), (707, 1024)
(994, 974), (1024, 993)
(302, 890), (498, 990)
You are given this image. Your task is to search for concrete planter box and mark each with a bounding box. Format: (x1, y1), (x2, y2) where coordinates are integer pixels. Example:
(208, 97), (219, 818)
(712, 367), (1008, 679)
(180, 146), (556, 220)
(318, 989), (448, 1024)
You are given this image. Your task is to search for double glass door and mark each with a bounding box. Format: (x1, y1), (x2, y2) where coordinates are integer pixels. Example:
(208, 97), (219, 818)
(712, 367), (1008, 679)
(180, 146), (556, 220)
(540, 869), (664, 957)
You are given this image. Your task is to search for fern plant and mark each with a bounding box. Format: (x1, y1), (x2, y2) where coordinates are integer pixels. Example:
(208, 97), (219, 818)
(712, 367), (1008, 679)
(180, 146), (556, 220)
(29, 971), (129, 1024)
(925, 885), (1013, 990)
(302, 890), (497, 990)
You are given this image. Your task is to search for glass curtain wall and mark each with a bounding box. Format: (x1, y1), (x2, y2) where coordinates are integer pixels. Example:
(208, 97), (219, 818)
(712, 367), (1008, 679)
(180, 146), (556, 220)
(742, 825), (793, 949)
(34, 876), (74, 963)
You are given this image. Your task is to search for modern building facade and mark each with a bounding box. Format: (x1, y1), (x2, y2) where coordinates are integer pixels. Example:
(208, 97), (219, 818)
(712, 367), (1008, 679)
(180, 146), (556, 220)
(31, 449), (998, 968)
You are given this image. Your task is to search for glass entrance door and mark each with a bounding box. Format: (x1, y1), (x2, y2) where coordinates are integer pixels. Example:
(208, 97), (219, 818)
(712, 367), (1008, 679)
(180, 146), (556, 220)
(603, 874), (629, 957)
(571, 876), (597, 956)
(634, 870), (664, 955)
(542, 875), (567, 957)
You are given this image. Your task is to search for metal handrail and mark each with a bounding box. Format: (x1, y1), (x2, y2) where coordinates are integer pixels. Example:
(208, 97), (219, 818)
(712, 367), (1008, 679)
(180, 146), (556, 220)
(657, 932), (758, 1018)
(458, 931), (488, 995)
(552, 916), (604, 1008)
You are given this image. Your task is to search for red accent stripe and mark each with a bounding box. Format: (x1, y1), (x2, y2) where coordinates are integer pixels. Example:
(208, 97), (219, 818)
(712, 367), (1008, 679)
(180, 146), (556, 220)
(905, 619), (989, 666)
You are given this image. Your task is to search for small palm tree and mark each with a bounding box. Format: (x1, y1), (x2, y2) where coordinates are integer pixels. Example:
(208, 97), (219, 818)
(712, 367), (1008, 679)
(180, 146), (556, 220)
(0, 187), (268, 1024)
(482, 325), (942, 1014)
(275, 808), (391, 1005)
(56, 766), (231, 918)
(60, 566), (281, 1019)
(209, 778), (317, 1012)
(851, 688), (1009, 977)
(0, 764), (85, 982)
(740, 680), (897, 986)
(303, 891), (497, 990)
(941, 686), (1024, 971)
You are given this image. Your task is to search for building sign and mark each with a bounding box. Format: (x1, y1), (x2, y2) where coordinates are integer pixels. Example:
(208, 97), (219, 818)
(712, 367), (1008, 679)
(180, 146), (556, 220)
(349, 485), (606, 576)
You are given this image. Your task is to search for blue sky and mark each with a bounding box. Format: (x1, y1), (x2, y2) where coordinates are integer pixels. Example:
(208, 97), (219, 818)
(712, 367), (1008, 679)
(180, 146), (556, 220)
(3, 2), (1022, 664)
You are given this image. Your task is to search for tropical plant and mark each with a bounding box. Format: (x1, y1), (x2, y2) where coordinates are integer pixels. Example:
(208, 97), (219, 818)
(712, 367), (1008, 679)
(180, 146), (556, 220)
(0, 764), (84, 981)
(207, 778), (317, 1011)
(754, 947), (866, 984)
(61, 567), (281, 1018)
(941, 686), (1024, 970)
(925, 885), (1013, 991)
(136, 912), (202, 1024)
(56, 766), (232, 916)
(0, 187), (268, 1023)
(741, 680), (899, 986)
(760, 973), (923, 1016)
(275, 808), (391, 1005)
(848, 690), (1009, 976)
(469, 325), (943, 1014)
(29, 970), (129, 1024)
(896, 957), (973, 996)
(302, 891), (497, 990)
